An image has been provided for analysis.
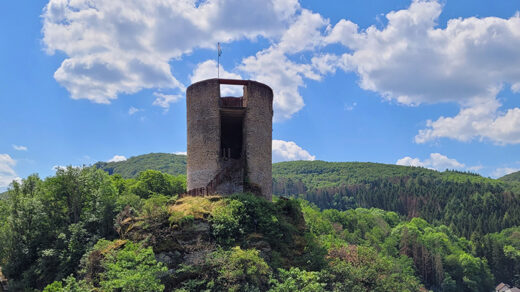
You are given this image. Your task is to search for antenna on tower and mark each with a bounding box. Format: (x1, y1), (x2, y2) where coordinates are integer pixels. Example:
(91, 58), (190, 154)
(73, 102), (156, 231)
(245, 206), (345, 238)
(217, 42), (222, 79)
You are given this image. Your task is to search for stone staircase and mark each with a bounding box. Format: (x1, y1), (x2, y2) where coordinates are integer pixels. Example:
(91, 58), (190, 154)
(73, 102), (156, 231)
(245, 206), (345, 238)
(181, 158), (244, 197)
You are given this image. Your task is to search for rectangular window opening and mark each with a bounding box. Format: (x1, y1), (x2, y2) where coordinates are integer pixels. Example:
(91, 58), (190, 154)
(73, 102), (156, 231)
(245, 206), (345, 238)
(220, 113), (243, 159)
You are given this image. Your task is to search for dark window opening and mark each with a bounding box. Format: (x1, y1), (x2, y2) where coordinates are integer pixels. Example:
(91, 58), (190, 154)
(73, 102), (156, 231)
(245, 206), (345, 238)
(220, 114), (243, 159)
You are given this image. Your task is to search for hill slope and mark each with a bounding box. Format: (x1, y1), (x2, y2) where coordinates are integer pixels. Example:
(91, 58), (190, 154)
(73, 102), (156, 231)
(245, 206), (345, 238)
(93, 153), (520, 237)
(94, 153), (489, 184)
(272, 160), (495, 188)
(273, 160), (520, 237)
(93, 153), (186, 178)
(500, 170), (520, 182)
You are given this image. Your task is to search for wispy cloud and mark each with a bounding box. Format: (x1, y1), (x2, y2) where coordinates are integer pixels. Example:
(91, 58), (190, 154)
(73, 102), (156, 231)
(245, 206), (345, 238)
(0, 154), (20, 189)
(396, 153), (476, 172)
(344, 102), (357, 111)
(492, 167), (520, 178)
(12, 144), (28, 151)
(152, 92), (183, 111)
(128, 106), (141, 115)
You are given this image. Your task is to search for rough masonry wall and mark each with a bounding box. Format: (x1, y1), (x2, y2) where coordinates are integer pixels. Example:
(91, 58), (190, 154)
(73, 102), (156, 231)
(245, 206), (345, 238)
(186, 79), (221, 190)
(244, 81), (273, 200)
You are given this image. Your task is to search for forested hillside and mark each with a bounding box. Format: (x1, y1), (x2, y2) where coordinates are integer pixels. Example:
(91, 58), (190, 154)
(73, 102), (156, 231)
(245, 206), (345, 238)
(0, 167), (505, 291)
(500, 170), (520, 182)
(94, 153), (186, 178)
(273, 160), (520, 238)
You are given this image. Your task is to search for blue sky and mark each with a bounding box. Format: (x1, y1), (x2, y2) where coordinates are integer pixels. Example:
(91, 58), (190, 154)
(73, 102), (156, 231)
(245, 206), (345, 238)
(1, 0), (520, 189)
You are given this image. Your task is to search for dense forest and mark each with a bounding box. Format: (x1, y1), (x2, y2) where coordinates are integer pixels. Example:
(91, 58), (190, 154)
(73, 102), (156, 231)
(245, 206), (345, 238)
(1, 153), (520, 291)
(272, 161), (520, 237)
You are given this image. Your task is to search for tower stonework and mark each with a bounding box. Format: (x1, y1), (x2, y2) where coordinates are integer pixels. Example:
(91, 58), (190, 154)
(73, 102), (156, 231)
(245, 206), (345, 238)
(186, 78), (273, 200)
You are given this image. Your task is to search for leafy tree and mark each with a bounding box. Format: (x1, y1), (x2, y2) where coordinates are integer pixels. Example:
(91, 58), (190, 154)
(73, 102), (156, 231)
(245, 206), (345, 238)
(131, 170), (185, 198)
(324, 245), (423, 291)
(0, 168), (118, 290)
(479, 227), (520, 285)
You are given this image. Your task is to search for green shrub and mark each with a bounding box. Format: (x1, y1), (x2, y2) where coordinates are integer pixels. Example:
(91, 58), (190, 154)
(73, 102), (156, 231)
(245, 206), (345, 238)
(130, 170), (185, 199)
(210, 199), (245, 246)
(99, 241), (167, 292)
(269, 267), (326, 292)
(43, 275), (93, 292)
(141, 194), (172, 218)
(208, 247), (271, 292)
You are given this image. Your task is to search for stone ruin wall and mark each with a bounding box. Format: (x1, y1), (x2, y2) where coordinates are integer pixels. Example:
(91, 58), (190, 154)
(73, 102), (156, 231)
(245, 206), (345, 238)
(186, 79), (221, 190)
(186, 78), (273, 200)
(243, 81), (273, 200)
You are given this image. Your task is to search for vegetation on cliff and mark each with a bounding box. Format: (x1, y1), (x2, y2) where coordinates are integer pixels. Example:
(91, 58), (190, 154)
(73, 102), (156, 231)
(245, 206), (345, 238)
(94, 153), (520, 238)
(0, 165), (512, 291)
(3, 154), (520, 290)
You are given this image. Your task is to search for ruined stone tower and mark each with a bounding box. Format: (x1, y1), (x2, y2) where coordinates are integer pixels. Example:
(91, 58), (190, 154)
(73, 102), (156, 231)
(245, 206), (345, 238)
(186, 78), (273, 200)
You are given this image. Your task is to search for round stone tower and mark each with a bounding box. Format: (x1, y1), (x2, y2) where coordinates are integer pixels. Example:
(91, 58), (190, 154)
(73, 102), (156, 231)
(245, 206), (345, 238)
(186, 78), (273, 200)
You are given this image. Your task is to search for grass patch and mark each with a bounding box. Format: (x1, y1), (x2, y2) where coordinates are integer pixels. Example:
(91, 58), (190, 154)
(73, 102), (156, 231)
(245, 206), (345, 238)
(169, 195), (224, 224)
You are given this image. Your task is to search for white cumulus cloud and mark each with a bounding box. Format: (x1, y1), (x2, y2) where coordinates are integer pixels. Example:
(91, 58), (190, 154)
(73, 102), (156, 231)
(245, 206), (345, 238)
(42, 0), (300, 103)
(415, 99), (520, 144)
(41, 0), (520, 135)
(173, 151), (187, 155)
(239, 9), (326, 121)
(108, 155), (127, 162)
(321, 0), (520, 144)
(0, 154), (20, 189)
(396, 156), (425, 167)
(396, 153), (467, 171)
(426, 153), (465, 170)
(272, 140), (315, 163)
(41, 0), (331, 121)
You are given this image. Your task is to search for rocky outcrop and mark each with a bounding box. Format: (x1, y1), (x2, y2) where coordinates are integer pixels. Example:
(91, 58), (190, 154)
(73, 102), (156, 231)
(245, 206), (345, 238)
(112, 194), (311, 290)
(0, 267), (8, 292)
